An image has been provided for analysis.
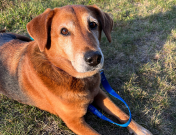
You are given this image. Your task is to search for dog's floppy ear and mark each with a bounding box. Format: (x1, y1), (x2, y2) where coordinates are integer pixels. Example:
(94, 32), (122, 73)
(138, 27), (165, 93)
(86, 5), (113, 42)
(27, 8), (54, 52)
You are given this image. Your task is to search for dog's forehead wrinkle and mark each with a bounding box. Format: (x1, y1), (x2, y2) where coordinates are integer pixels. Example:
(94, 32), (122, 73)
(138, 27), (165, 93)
(69, 6), (76, 13)
(59, 5), (76, 14)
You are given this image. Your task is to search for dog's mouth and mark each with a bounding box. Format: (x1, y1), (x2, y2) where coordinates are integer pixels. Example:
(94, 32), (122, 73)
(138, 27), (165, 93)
(84, 63), (103, 72)
(72, 62), (104, 73)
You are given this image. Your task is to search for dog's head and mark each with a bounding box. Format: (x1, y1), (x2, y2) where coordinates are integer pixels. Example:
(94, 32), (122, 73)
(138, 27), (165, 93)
(27, 5), (113, 78)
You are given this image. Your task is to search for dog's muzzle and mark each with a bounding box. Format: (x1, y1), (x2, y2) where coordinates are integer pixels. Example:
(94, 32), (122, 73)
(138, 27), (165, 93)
(84, 51), (102, 67)
(71, 49), (104, 73)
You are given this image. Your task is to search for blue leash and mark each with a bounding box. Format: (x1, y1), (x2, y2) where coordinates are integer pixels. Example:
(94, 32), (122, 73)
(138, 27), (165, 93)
(29, 37), (131, 127)
(88, 70), (132, 127)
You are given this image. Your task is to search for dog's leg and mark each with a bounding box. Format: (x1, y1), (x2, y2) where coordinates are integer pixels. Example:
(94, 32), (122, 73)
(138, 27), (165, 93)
(62, 115), (100, 135)
(94, 89), (153, 135)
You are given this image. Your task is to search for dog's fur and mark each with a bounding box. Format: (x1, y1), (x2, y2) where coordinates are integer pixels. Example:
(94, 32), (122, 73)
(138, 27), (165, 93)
(0, 5), (152, 135)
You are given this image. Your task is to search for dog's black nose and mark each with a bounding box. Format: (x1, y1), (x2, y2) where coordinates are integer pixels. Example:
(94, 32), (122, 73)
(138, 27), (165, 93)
(84, 51), (102, 67)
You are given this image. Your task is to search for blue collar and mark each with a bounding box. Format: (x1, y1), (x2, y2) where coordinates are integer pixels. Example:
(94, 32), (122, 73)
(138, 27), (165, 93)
(88, 70), (132, 127)
(30, 37), (34, 40)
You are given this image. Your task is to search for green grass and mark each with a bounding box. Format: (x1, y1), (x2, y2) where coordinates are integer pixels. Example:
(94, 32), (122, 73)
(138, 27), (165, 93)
(1, 0), (176, 134)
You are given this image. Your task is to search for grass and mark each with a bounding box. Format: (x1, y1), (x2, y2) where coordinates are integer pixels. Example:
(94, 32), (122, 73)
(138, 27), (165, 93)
(1, 0), (176, 134)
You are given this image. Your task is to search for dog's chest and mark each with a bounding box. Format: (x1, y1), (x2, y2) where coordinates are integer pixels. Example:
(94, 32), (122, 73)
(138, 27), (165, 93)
(58, 73), (100, 103)
(80, 74), (100, 101)
(84, 75), (100, 92)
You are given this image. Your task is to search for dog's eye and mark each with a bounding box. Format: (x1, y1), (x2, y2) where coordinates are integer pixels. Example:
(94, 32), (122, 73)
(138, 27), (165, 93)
(61, 28), (69, 35)
(89, 22), (97, 29)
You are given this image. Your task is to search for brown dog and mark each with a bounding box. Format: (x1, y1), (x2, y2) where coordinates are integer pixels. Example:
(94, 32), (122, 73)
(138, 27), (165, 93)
(0, 5), (152, 135)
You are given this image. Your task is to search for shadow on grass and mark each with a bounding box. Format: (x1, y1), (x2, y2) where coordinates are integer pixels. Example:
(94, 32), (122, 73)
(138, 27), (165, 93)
(99, 6), (176, 135)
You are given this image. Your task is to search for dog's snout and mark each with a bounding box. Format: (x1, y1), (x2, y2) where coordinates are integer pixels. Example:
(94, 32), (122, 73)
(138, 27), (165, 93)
(84, 51), (102, 67)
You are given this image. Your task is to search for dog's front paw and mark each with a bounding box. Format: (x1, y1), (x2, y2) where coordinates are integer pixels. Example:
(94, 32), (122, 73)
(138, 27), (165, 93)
(127, 122), (153, 135)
